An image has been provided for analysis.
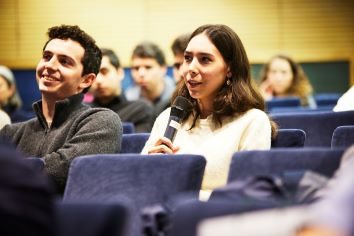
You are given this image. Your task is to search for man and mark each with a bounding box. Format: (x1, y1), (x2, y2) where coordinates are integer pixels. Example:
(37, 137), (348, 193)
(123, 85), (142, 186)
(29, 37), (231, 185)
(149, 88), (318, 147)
(125, 41), (175, 116)
(171, 33), (191, 83)
(0, 25), (122, 193)
(90, 48), (155, 132)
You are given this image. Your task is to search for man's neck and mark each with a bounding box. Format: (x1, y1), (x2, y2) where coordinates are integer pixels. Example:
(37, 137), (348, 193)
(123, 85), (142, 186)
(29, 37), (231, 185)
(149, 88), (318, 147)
(141, 82), (164, 103)
(41, 99), (56, 123)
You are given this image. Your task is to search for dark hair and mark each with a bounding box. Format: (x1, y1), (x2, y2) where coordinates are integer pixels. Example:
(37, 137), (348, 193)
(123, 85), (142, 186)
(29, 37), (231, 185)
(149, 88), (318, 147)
(259, 54), (313, 106)
(132, 41), (166, 66)
(172, 24), (277, 137)
(171, 33), (191, 56)
(101, 48), (121, 69)
(43, 25), (102, 93)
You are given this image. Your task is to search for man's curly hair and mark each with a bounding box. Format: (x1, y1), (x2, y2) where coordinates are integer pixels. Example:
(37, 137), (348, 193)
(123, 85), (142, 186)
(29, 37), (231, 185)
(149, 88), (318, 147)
(42, 25), (102, 93)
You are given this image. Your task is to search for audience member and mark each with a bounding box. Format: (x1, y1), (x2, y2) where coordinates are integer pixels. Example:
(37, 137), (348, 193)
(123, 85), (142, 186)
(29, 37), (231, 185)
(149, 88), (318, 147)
(198, 145), (354, 236)
(125, 41), (175, 116)
(0, 25), (122, 193)
(258, 54), (316, 107)
(142, 24), (276, 200)
(171, 33), (191, 82)
(0, 140), (55, 236)
(0, 109), (11, 129)
(90, 48), (155, 132)
(333, 85), (354, 112)
(0, 65), (24, 120)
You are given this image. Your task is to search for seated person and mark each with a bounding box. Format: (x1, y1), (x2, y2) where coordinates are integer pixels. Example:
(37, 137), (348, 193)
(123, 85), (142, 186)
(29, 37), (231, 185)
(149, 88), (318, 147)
(142, 24), (276, 200)
(333, 85), (354, 112)
(258, 54), (316, 108)
(0, 65), (28, 122)
(171, 33), (191, 83)
(89, 48), (155, 133)
(0, 139), (55, 236)
(0, 109), (10, 129)
(198, 145), (354, 236)
(125, 41), (175, 116)
(0, 25), (122, 193)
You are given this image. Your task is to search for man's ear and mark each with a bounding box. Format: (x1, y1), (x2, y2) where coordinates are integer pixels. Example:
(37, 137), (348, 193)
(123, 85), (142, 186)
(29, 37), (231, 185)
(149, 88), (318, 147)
(117, 67), (125, 81)
(80, 73), (96, 91)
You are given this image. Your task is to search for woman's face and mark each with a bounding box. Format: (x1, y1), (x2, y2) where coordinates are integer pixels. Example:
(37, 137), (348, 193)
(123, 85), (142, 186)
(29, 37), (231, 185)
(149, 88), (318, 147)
(267, 57), (294, 95)
(0, 76), (14, 106)
(182, 33), (229, 107)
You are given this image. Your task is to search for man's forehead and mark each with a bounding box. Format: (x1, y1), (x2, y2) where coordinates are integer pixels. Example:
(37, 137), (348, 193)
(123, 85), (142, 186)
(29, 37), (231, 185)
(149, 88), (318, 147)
(132, 57), (160, 66)
(44, 38), (84, 61)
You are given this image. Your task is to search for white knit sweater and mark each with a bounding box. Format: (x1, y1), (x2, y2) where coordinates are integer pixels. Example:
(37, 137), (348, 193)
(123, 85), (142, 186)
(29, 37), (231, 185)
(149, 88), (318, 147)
(142, 108), (271, 199)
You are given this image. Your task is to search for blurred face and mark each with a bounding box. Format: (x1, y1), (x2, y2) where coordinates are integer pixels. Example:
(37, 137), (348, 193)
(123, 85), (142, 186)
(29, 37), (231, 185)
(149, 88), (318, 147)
(92, 56), (123, 99)
(131, 57), (166, 92)
(267, 57), (294, 95)
(182, 33), (229, 106)
(172, 53), (184, 82)
(36, 38), (94, 101)
(0, 76), (15, 106)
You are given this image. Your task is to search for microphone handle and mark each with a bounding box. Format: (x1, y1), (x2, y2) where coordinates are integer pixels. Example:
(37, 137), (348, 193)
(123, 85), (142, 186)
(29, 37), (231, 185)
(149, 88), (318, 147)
(163, 116), (181, 143)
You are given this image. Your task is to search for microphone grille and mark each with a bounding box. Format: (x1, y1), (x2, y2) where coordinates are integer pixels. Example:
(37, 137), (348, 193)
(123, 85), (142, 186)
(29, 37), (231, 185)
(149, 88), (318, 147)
(170, 96), (193, 120)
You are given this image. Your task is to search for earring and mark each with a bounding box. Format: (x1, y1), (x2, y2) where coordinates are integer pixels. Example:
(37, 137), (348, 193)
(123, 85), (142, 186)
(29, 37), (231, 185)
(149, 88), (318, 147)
(226, 79), (231, 86)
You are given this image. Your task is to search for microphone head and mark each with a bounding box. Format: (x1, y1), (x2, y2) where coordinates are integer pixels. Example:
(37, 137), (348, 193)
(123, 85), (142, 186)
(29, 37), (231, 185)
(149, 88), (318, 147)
(170, 96), (193, 121)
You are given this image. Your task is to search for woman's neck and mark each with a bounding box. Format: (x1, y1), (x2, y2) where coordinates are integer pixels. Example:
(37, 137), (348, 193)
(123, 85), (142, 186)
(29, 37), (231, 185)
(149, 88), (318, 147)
(198, 98), (213, 119)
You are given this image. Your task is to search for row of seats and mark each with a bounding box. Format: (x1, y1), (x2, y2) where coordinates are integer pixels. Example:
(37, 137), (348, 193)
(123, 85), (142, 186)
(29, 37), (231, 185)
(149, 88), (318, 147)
(24, 147), (346, 236)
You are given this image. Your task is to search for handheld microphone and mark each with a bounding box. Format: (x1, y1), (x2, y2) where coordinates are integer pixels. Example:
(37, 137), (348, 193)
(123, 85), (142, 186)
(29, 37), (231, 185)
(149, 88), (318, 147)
(163, 96), (192, 143)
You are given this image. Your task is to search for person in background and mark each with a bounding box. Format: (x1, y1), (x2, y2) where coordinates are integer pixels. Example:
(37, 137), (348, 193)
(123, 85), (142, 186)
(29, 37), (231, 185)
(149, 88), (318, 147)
(171, 33), (191, 83)
(0, 109), (11, 129)
(0, 65), (25, 121)
(142, 24), (277, 200)
(0, 25), (122, 193)
(0, 139), (55, 236)
(90, 48), (155, 132)
(125, 41), (175, 116)
(258, 54), (316, 108)
(333, 85), (354, 112)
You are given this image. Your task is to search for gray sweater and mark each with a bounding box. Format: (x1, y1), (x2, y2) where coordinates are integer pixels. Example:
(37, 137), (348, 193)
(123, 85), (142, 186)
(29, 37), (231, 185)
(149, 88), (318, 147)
(0, 93), (122, 192)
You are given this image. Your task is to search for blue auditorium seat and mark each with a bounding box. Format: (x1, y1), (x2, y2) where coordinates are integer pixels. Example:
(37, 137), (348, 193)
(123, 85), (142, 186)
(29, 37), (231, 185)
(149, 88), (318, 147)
(271, 110), (354, 147)
(271, 129), (306, 148)
(331, 125), (354, 148)
(121, 133), (150, 153)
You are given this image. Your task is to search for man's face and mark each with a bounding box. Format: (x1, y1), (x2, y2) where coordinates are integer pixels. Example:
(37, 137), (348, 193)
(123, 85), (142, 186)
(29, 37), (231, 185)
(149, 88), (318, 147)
(91, 56), (123, 99)
(131, 57), (166, 92)
(36, 38), (94, 101)
(173, 53), (184, 83)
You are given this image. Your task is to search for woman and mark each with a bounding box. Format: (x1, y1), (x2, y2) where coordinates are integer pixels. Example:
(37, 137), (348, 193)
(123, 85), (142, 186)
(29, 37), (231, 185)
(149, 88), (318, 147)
(0, 65), (23, 118)
(258, 55), (316, 107)
(142, 24), (276, 200)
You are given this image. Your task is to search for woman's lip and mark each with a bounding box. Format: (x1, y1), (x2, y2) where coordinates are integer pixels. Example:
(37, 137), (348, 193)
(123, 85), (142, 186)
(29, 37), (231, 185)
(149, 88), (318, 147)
(187, 80), (202, 85)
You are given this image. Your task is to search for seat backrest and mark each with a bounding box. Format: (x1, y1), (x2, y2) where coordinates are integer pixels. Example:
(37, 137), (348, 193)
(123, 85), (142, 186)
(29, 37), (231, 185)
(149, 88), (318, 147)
(63, 154), (206, 208)
(122, 122), (135, 134)
(271, 110), (354, 147)
(266, 97), (301, 112)
(55, 202), (127, 236)
(271, 129), (306, 148)
(23, 157), (45, 171)
(121, 133), (150, 153)
(314, 93), (341, 107)
(331, 125), (354, 148)
(228, 148), (344, 182)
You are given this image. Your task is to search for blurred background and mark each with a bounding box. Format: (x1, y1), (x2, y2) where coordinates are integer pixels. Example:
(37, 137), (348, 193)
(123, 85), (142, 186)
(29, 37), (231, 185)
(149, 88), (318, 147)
(0, 0), (353, 110)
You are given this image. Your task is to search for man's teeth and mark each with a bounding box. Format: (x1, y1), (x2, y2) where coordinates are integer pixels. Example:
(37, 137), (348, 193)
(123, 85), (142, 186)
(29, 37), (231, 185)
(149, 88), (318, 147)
(43, 76), (57, 81)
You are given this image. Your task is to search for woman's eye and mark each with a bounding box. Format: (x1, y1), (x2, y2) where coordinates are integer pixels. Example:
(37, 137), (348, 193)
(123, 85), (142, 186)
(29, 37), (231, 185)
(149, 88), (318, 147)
(201, 57), (211, 63)
(184, 55), (192, 62)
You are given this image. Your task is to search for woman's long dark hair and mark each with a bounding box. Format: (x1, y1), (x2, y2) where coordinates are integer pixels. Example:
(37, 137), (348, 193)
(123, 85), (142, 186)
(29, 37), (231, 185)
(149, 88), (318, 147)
(172, 24), (277, 137)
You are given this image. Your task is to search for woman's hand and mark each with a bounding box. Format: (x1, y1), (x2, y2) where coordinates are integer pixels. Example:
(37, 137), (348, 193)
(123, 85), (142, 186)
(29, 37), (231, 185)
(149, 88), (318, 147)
(259, 80), (273, 101)
(147, 137), (180, 154)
